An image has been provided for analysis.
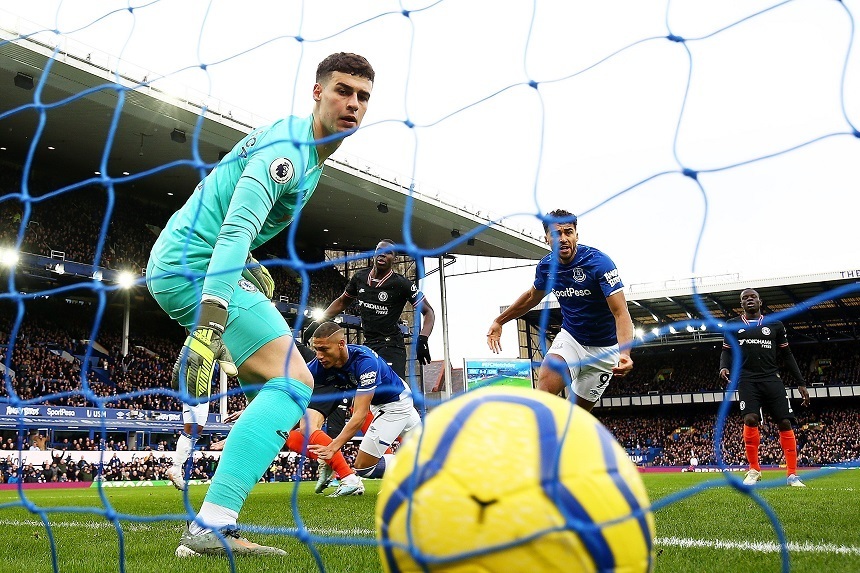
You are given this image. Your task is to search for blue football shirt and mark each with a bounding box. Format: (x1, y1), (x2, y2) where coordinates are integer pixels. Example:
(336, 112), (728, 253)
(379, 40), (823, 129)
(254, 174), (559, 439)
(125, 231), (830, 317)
(533, 244), (624, 347)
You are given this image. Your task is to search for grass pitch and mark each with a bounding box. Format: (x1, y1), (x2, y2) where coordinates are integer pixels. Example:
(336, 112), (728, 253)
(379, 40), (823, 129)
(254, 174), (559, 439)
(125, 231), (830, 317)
(0, 469), (857, 572)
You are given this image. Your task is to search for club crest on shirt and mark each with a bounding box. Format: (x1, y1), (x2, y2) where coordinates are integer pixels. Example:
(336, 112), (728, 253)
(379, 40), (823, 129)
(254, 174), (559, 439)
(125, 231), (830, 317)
(761, 327), (771, 335)
(378, 292), (388, 302)
(572, 267), (586, 282)
(238, 278), (258, 293)
(269, 157), (294, 184)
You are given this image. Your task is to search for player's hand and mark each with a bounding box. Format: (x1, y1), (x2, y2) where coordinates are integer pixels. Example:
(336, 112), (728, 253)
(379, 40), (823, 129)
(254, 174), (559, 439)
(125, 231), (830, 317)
(416, 334), (432, 365)
(223, 409), (244, 424)
(209, 439), (227, 451)
(486, 322), (503, 353)
(798, 385), (810, 407)
(719, 368), (730, 383)
(242, 255), (275, 299)
(308, 444), (335, 461)
(302, 320), (322, 346)
(172, 300), (237, 398)
(612, 355), (633, 377)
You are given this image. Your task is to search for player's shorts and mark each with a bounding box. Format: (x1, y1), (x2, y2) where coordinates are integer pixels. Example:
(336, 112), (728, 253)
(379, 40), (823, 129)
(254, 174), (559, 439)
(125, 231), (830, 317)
(307, 383), (354, 420)
(360, 396), (421, 459)
(182, 402), (209, 427)
(146, 259), (289, 368)
(367, 342), (407, 379)
(737, 377), (795, 421)
(546, 329), (619, 403)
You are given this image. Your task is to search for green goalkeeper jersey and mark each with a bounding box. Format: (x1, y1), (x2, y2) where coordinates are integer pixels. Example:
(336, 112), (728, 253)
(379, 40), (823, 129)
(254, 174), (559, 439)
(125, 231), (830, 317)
(149, 114), (322, 304)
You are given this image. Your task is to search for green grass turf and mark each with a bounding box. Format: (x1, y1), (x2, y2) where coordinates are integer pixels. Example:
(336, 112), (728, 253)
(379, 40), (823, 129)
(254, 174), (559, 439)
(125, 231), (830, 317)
(0, 469), (857, 572)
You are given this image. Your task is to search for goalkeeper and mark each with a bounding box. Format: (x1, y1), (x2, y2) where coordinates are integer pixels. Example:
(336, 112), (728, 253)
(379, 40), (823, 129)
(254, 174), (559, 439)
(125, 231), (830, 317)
(145, 52), (375, 557)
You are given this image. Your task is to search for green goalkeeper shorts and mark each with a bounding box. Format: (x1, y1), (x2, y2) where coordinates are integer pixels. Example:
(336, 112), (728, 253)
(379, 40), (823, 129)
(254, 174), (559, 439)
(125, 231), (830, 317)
(145, 261), (290, 368)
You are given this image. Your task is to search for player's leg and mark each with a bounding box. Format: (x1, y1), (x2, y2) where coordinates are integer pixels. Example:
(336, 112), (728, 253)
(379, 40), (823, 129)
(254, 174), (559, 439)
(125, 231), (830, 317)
(167, 403), (207, 490)
(739, 382), (763, 485)
(571, 343), (619, 413)
(283, 397), (359, 493)
(180, 291), (311, 556)
(764, 381), (805, 486)
(372, 343), (408, 379)
(537, 330), (592, 409)
(340, 400), (420, 490)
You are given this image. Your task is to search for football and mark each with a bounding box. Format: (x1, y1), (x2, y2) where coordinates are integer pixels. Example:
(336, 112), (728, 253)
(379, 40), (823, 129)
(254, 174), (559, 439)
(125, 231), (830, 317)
(376, 385), (655, 572)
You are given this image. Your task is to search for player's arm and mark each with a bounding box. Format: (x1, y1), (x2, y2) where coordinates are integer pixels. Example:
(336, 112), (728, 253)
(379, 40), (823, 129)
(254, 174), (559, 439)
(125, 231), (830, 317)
(607, 290), (634, 377)
(487, 287), (544, 353)
(416, 297), (435, 338)
(718, 342), (732, 382)
(779, 344), (810, 407)
(202, 175), (275, 305)
(310, 390), (373, 459)
(414, 296), (435, 365)
(319, 292), (351, 321)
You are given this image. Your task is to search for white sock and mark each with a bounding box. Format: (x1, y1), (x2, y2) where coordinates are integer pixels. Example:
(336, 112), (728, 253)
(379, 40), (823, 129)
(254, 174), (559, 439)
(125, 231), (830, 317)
(343, 473), (360, 485)
(189, 502), (238, 535)
(173, 433), (195, 471)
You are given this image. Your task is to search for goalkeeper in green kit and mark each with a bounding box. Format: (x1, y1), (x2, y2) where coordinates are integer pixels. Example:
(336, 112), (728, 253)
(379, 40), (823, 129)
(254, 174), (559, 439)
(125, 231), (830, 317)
(145, 52), (375, 557)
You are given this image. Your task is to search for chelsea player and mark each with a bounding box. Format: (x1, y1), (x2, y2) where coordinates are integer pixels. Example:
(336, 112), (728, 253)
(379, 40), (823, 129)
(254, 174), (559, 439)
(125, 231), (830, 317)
(146, 52), (375, 557)
(486, 209), (634, 412)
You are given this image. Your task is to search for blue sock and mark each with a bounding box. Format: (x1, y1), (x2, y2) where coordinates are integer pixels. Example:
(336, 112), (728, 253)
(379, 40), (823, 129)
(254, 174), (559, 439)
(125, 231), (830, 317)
(203, 377), (311, 513)
(356, 455), (387, 479)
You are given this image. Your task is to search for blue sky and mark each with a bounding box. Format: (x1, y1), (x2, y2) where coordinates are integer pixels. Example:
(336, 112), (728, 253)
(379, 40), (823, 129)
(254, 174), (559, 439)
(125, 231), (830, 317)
(4, 0), (859, 365)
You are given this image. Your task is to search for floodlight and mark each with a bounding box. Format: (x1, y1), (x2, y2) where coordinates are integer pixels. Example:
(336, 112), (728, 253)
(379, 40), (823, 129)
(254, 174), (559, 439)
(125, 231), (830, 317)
(117, 271), (136, 289)
(0, 247), (19, 267)
(311, 308), (326, 321)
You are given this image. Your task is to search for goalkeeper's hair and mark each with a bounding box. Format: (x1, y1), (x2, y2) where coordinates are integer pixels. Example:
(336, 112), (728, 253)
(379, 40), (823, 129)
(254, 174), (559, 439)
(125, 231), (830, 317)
(542, 209), (578, 232)
(317, 52), (375, 84)
(312, 321), (343, 340)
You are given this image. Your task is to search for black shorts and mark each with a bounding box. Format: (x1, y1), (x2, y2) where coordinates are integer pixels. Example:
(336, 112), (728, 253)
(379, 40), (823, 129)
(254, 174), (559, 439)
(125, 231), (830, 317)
(737, 377), (795, 421)
(367, 342), (407, 379)
(307, 383), (352, 420)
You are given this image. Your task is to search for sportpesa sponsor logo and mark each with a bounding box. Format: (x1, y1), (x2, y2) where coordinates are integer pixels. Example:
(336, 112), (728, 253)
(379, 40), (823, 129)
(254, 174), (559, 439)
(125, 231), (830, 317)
(738, 339), (772, 348)
(553, 286), (592, 297)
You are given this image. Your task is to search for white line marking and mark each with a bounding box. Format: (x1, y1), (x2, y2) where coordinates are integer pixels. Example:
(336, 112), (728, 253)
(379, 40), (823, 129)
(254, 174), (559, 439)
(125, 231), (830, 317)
(657, 536), (860, 556)
(3, 521), (855, 554)
(0, 519), (374, 536)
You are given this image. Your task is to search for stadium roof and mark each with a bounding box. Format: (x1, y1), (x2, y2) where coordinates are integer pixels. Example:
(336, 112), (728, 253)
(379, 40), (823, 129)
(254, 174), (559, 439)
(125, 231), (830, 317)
(0, 26), (549, 260)
(520, 269), (860, 345)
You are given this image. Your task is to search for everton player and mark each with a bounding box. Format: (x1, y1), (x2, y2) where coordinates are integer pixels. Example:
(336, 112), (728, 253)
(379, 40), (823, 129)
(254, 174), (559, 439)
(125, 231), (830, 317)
(486, 209), (633, 412)
(719, 288), (810, 487)
(147, 52), (375, 556)
(307, 321), (421, 490)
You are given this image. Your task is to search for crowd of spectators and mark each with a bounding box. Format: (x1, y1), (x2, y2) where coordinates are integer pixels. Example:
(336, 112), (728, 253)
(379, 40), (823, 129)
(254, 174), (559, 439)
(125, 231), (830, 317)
(601, 405), (860, 467)
(0, 442), (362, 485)
(603, 341), (860, 397)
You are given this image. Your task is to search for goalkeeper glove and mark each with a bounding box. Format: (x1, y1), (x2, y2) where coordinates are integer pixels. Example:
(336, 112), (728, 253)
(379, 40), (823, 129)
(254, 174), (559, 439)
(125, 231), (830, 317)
(416, 334), (432, 365)
(172, 300), (238, 398)
(242, 255), (275, 299)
